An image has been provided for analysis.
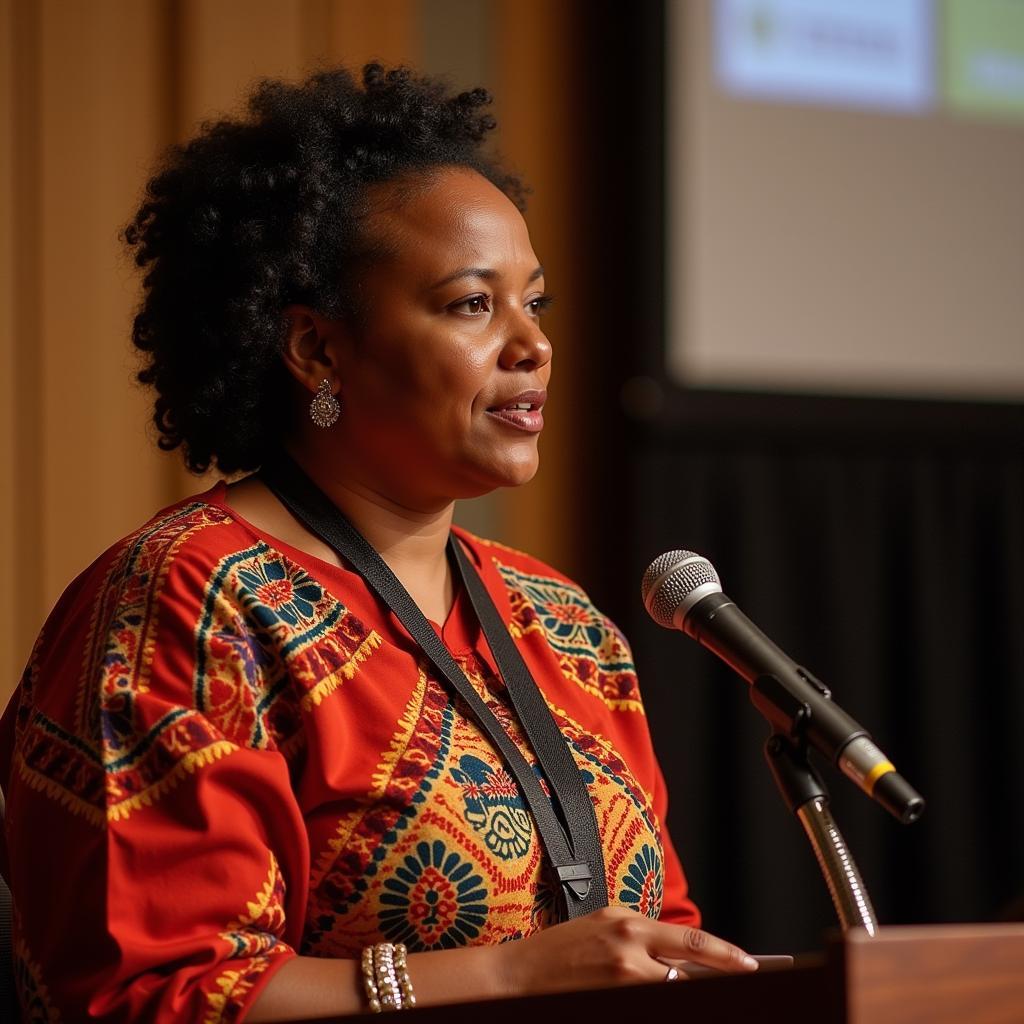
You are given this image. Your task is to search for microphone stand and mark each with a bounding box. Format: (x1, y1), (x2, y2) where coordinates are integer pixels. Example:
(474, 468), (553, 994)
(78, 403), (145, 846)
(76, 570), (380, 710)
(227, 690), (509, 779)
(761, 713), (878, 935)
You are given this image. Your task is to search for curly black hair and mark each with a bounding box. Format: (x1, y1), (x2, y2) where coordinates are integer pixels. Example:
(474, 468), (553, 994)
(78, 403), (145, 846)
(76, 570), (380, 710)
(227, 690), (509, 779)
(124, 64), (525, 475)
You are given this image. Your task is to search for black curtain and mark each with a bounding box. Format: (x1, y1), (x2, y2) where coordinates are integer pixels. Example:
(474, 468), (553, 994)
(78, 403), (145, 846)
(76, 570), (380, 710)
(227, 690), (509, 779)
(608, 432), (1024, 953)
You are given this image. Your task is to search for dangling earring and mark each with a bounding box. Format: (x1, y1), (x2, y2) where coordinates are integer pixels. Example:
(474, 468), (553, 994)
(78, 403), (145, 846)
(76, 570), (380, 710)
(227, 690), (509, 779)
(309, 378), (341, 428)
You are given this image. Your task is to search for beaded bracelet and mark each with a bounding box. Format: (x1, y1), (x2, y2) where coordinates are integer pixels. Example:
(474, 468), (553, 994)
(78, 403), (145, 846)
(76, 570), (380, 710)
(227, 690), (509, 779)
(374, 942), (402, 1012)
(360, 945), (382, 1013)
(393, 943), (417, 1008)
(360, 942), (418, 1012)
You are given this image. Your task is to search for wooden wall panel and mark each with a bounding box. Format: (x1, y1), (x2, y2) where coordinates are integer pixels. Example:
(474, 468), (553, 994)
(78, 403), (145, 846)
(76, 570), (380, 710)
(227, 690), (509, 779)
(321, 0), (418, 69)
(4, 0), (45, 700)
(491, 0), (584, 575)
(0, 0), (28, 699)
(177, 0), (309, 129)
(36, 0), (176, 615)
(177, 0), (418, 138)
(1, 0), (179, 700)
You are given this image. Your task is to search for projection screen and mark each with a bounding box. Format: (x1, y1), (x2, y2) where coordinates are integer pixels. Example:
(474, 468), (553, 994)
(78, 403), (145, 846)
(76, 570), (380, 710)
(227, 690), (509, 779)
(666, 0), (1024, 399)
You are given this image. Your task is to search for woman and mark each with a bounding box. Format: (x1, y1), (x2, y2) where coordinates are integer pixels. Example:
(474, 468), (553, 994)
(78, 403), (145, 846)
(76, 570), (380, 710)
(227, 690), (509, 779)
(0, 65), (757, 1021)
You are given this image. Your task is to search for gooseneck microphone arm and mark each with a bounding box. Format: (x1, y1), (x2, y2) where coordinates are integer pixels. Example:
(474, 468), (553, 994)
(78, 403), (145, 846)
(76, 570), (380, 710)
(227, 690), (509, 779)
(764, 732), (878, 934)
(642, 549), (926, 934)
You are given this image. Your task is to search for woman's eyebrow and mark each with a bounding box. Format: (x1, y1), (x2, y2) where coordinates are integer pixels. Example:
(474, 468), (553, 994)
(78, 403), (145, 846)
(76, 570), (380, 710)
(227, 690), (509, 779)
(430, 264), (545, 289)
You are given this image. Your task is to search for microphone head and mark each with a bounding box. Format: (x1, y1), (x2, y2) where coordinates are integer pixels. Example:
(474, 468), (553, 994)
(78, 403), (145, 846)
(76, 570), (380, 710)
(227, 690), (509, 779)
(642, 550), (722, 629)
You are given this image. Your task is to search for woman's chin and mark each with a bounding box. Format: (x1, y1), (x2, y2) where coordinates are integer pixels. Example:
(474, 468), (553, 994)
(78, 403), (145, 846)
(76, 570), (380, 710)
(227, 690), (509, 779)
(457, 454), (540, 497)
(496, 447), (542, 487)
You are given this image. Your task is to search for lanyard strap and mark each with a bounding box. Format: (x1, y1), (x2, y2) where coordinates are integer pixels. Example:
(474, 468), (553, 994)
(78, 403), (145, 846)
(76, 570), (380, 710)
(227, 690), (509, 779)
(258, 455), (608, 920)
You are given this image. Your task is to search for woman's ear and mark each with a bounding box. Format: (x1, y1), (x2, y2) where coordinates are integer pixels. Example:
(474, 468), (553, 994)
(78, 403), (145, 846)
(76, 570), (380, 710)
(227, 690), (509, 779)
(280, 305), (352, 394)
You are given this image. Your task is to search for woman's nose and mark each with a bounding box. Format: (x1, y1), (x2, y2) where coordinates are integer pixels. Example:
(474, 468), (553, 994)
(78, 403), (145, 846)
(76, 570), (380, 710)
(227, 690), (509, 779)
(499, 313), (552, 371)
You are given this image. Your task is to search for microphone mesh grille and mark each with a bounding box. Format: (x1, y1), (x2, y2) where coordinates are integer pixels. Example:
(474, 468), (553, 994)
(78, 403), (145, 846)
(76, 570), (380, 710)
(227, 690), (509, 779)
(641, 550), (721, 629)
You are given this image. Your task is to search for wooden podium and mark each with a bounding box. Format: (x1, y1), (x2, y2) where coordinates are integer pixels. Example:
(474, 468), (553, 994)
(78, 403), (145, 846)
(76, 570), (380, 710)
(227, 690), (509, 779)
(384, 923), (1024, 1024)
(833, 923), (1024, 1024)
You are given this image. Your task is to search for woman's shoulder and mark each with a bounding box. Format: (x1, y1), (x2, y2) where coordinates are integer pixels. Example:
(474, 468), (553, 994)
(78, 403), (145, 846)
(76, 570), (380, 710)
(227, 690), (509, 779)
(83, 482), (254, 587)
(7, 486), (269, 769)
(452, 526), (632, 650)
(452, 530), (644, 716)
(452, 525), (579, 589)
(34, 482), (255, 646)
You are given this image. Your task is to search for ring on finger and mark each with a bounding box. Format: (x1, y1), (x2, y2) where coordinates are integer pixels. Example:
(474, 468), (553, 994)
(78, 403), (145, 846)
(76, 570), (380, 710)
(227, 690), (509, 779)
(664, 966), (680, 982)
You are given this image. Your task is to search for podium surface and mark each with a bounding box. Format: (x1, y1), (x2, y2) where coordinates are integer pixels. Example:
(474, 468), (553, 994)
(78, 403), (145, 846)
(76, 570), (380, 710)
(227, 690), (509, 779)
(376, 923), (1024, 1024)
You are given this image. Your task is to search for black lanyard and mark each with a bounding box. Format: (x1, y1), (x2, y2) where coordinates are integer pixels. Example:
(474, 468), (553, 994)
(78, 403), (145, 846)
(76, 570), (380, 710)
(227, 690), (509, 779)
(258, 455), (608, 921)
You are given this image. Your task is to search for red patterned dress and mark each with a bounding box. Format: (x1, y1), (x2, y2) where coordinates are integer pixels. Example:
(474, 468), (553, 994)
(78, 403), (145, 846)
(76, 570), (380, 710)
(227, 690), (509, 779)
(0, 483), (699, 1022)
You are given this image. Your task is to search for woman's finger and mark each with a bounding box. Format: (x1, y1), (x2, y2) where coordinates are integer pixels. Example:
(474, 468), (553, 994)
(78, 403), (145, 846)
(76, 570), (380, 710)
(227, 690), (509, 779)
(662, 959), (746, 980)
(647, 922), (759, 974)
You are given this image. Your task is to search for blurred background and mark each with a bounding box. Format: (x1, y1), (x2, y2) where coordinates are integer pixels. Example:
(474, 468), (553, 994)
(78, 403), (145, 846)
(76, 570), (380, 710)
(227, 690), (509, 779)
(1, 0), (1022, 955)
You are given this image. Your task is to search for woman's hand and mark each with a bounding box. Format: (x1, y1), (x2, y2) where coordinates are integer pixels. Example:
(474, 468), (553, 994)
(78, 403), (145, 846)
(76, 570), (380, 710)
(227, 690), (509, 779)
(247, 909), (757, 1020)
(493, 906), (759, 996)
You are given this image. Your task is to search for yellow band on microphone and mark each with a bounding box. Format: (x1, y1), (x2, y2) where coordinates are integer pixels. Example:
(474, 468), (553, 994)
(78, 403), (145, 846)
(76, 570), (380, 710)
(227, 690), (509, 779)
(864, 760), (896, 794)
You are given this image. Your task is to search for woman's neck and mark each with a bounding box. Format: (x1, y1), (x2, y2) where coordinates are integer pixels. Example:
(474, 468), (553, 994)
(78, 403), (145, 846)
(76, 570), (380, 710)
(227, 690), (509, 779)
(258, 449), (456, 624)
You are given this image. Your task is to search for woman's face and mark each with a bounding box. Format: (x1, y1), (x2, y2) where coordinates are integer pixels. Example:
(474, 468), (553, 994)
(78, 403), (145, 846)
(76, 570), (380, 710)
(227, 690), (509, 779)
(328, 166), (553, 510)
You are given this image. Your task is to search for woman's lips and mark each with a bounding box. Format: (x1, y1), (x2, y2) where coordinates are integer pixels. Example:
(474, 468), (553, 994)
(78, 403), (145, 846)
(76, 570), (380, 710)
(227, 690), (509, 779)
(486, 407), (545, 432)
(486, 389), (546, 433)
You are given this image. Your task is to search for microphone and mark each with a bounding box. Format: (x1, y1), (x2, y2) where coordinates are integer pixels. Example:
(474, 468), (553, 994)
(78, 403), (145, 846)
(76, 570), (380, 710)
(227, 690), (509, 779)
(642, 549), (924, 824)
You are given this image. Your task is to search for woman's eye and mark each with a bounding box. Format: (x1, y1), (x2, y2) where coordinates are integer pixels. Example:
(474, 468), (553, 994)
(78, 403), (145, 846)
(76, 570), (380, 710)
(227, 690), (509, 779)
(452, 295), (492, 316)
(527, 293), (555, 317)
